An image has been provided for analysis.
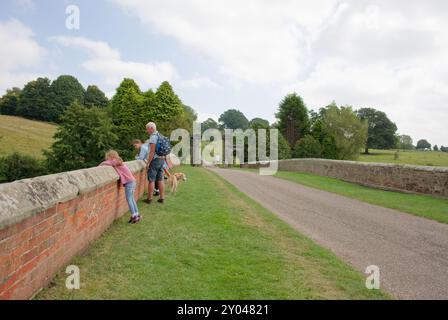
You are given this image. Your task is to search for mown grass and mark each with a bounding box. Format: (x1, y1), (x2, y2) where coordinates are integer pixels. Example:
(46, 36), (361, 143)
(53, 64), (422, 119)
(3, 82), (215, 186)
(0, 115), (57, 158)
(358, 149), (448, 167)
(273, 170), (448, 224)
(36, 166), (387, 300)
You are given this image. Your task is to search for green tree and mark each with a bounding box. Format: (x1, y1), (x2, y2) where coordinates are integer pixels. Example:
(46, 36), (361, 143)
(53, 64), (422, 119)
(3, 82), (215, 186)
(278, 133), (292, 160)
(249, 117), (270, 129)
(180, 104), (198, 133)
(0, 87), (21, 115)
(293, 135), (322, 158)
(85, 85), (108, 108)
(246, 116), (274, 162)
(142, 88), (158, 126)
(201, 118), (219, 132)
(398, 134), (414, 150)
(309, 108), (339, 159)
(416, 139), (431, 150)
(0, 152), (47, 182)
(323, 105), (368, 160)
(356, 108), (397, 154)
(18, 77), (54, 121)
(153, 81), (184, 132)
(45, 102), (117, 173)
(50, 75), (86, 122)
(433, 145), (439, 151)
(275, 93), (310, 148)
(164, 104), (198, 134)
(219, 109), (249, 130)
(109, 78), (146, 159)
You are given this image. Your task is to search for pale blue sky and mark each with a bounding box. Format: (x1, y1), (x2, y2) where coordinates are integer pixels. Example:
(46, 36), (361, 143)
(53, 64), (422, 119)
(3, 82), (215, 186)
(1, 0), (447, 146)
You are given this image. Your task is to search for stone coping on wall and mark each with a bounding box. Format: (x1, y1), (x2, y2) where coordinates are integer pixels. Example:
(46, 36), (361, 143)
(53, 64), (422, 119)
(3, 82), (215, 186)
(243, 158), (448, 198)
(245, 158), (448, 173)
(280, 158), (448, 172)
(0, 160), (146, 230)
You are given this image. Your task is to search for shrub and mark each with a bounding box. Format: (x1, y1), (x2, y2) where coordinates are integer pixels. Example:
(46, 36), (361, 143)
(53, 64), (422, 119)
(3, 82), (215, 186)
(278, 133), (292, 160)
(293, 135), (322, 158)
(0, 152), (47, 182)
(44, 102), (118, 173)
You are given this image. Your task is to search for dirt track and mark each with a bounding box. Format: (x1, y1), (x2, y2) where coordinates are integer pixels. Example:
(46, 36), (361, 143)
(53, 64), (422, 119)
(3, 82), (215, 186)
(208, 167), (448, 299)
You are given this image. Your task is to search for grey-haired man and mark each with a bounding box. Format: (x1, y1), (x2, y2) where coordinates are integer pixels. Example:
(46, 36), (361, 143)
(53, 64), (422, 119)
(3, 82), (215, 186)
(144, 122), (165, 204)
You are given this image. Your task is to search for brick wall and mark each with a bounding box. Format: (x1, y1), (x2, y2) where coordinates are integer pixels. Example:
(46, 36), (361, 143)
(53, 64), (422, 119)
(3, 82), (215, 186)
(0, 161), (147, 300)
(245, 159), (448, 198)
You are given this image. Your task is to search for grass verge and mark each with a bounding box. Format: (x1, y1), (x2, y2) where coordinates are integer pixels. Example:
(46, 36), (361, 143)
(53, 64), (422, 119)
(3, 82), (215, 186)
(358, 149), (448, 167)
(36, 166), (387, 300)
(273, 170), (448, 224)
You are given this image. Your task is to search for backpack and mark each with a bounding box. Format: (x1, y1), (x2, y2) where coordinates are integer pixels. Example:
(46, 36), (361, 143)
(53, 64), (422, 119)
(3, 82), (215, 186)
(156, 133), (172, 156)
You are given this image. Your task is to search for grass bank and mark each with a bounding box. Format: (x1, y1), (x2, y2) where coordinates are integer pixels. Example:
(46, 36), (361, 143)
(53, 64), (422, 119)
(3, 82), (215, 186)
(0, 115), (56, 158)
(358, 149), (448, 167)
(36, 166), (387, 299)
(273, 170), (448, 224)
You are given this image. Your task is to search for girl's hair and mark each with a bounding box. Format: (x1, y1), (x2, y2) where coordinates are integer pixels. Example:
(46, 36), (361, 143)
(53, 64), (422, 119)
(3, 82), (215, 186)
(105, 150), (123, 166)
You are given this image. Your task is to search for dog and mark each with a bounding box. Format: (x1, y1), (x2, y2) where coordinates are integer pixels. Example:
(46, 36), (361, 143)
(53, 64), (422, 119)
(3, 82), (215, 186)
(167, 172), (187, 195)
(173, 172), (187, 181)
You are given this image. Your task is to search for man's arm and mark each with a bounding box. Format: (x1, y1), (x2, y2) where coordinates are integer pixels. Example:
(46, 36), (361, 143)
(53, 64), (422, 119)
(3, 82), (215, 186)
(146, 143), (156, 169)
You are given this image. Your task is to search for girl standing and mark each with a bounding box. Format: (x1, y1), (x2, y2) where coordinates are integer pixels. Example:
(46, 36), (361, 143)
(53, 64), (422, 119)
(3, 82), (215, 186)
(100, 150), (141, 224)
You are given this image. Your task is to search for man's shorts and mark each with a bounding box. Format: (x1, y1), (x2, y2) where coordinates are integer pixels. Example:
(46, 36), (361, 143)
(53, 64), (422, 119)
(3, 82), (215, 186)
(148, 157), (165, 182)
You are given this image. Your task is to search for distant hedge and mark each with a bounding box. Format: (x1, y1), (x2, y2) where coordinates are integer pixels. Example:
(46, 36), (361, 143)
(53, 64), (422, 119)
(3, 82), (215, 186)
(0, 152), (47, 182)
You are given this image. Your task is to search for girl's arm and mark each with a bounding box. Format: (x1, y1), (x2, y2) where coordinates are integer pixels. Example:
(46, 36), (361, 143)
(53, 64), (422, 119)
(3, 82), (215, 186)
(99, 159), (117, 167)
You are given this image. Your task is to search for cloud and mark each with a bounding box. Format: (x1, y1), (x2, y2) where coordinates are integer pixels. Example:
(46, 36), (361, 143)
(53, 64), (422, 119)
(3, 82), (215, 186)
(0, 19), (47, 93)
(50, 36), (177, 89)
(112, 0), (338, 84)
(0, 19), (46, 71)
(284, 1), (448, 146)
(2, 2), (448, 146)
(50, 36), (121, 61)
(181, 75), (221, 89)
(111, 1), (448, 144)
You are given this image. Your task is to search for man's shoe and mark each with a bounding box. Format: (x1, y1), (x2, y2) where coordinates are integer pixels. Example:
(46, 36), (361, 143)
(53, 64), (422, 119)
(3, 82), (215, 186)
(144, 199), (152, 204)
(157, 198), (164, 204)
(128, 216), (134, 223)
(153, 190), (160, 196)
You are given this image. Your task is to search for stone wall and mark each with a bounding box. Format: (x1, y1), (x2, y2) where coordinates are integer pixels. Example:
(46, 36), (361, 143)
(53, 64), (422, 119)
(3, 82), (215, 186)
(247, 159), (448, 198)
(0, 160), (147, 300)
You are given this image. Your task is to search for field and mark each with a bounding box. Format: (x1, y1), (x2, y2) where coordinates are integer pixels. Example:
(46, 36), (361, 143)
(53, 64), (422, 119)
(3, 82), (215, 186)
(0, 115), (57, 158)
(36, 166), (387, 300)
(358, 149), (448, 167)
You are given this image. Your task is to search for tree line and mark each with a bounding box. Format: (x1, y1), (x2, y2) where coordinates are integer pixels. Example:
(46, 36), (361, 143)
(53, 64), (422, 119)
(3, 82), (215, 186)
(203, 93), (446, 161)
(1, 76), (446, 182)
(0, 76), (196, 181)
(0, 76), (109, 122)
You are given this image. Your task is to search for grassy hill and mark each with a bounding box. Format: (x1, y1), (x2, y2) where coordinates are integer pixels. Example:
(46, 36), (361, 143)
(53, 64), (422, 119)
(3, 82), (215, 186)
(0, 115), (57, 158)
(358, 149), (448, 167)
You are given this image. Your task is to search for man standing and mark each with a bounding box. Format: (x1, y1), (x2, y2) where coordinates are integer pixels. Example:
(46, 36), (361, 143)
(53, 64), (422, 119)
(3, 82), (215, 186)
(144, 122), (165, 204)
(133, 138), (164, 196)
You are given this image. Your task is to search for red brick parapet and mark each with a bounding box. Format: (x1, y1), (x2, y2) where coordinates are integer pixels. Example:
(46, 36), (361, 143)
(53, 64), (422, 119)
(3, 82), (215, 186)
(0, 161), (147, 300)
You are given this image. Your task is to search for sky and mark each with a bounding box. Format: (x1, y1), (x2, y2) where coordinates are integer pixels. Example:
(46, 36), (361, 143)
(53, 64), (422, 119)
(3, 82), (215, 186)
(0, 0), (447, 146)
